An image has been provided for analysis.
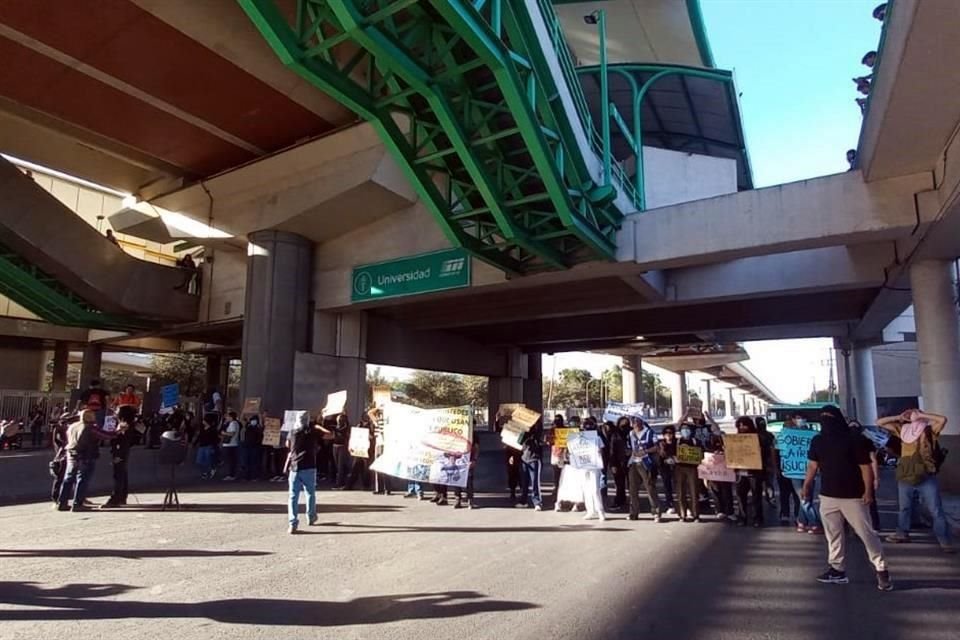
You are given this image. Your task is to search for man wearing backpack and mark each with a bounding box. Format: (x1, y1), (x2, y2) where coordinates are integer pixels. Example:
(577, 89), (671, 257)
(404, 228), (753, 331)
(877, 409), (954, 553)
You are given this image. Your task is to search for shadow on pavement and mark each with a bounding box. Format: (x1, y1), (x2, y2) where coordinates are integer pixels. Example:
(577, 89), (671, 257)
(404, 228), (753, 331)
(301, 521), (630, 534)
(0, 549), (270, 559)
(113, 503), (405, 515)
(0, 583), (538, 626)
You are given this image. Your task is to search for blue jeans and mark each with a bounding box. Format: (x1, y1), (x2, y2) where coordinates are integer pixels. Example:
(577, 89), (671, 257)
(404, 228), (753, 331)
(406, 482), (423, 496)
(58, 457), (96, 509)
(897, 477), (952, 544)
(791, 478), (822, 527)
(288, 468), (317, 527)
(520, 459), (542, 507)
(196, 445), (215, 475)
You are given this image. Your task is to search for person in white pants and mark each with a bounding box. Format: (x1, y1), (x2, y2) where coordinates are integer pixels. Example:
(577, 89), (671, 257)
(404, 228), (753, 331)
(582, 468), (607, 521)
(802, 405), (892, 591)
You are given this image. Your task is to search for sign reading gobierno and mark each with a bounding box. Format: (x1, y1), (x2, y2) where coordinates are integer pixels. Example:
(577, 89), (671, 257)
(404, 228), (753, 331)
(351, 249), (471, 302)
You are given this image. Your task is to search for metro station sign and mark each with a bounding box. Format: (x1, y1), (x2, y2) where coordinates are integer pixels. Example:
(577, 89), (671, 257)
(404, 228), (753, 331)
(351, 248), (471, 302)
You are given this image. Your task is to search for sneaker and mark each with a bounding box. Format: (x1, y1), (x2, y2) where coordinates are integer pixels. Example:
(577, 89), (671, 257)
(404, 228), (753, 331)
(807, 526), (822, 535)
(885, 534), (911, 544)
(515, 503), (529, 509)
(653, 515), (662, 523)
(98, 501), (117, 510)
(402, 492), (416, 499)
(54, 503), (69, 512)
(583, 513), (598, 520)
(453, 501), (464, 509)
(288, 524), (298, 535)
(223, 476), (235, 482)
(200, 473), (209, 480)
(430, 495), (441, 503)
(876, 570), (894, 591)
(796, 524), (808, 533)
(598, 512), (607, 521)
(666, 507), (677, 515)
(816, 568), (849, 584)
(71, 505), (91, 513)
(940, 543), (957, 555)
(534, 505), (543, 512)
(209, 469), (217, 479)
(308, 516), (318, 526)
(417, 494), (427, 501)
(468, 502), (477, 509)
(436, 499), (448, 506)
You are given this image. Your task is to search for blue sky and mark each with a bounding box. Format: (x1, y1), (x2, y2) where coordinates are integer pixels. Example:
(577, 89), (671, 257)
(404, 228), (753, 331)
(702, 0), (883, 188)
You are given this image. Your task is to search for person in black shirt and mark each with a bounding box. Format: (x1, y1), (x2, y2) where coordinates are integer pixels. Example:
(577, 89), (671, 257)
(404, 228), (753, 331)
(517, 420), (544, 510)
(285, 416), (324, 534)
(331, 413), (352, 490)
(101, 412), (135, 508)
(804, 405), (891, 591)
(734, 417), (765, 528)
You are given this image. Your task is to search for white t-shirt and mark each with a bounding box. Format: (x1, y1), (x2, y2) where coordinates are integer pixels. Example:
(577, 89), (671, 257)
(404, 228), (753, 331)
(223, 420), (240, 447)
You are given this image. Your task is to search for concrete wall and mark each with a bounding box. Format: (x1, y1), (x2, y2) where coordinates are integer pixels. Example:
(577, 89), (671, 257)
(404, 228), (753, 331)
(198, 247), (246, 323)
(0, 347), (45, 390)
(873, 342), (921, 399)
(642, 146), (738, 209)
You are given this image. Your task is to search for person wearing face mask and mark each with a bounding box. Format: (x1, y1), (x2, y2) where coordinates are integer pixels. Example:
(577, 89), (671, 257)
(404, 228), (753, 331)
(676, 422), (704, 522)
(659, 425), (678, 515)
(628, 417), (662, 522)
(734, 417), (766, 528)
(704, 421), (736, 521)
(608, 417), (630, 511)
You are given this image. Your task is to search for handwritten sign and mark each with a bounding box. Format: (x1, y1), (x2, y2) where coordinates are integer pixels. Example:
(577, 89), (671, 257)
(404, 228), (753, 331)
(722, 433), (763, 470)
(282, 410), (309, 433)
(500, 424), (526, 451)
(497, 403), (524, 419)
(697, 452), (736, 483)
(602, 401), (645, 423)
(677, 443), (704, 465)
(321, 390), (347, 417)
(507, 407), (540, 432)
(553, 427), (576, 448)
(349, 426), (370, 458)
(776, 427), (816, 480)
(241, 397), (261, 417)
(372, 404), (474, 487)
(262, 417), (282, 447)
(372, 386), (392, 408)
(567, 431), (603, 470)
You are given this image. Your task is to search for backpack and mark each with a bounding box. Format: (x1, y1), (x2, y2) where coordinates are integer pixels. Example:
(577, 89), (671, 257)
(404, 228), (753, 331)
(932, 435), (948, 474)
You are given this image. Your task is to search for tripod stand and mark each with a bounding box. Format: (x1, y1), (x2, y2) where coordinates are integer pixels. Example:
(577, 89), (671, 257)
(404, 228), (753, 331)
(162, 463), (180, 511)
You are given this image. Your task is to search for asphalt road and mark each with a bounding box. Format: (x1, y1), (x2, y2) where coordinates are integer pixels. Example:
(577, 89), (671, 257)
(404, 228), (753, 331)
(1, 480), (958, 640)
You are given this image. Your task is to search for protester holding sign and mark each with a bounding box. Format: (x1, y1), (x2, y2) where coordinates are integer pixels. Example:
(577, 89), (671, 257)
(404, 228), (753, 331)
(731, 417), (766, 528)
(284, 417), (325, 534)
(549, 414), (571, 506)
(628, 417), (662, 522)
(496, 413), (522, 503)
(455, 432), (480, 509)
(608, 417), (631, 511)
(331, 413), (352, 490)
(675, 424), (704, 522)
(703, 425), (736, 521)
(659, 425), (678, 515)
(517, 420), (545, 510)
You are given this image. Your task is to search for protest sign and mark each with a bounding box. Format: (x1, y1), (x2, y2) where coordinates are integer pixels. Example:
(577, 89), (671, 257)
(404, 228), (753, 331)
(160, 383), (179, 414)
(282, 410), (309, 433)
(862, 425), (890, 449)
(322, 390), (347, 417)
(697, 452), (736, 483)
(508, 407), (540, 432)
(553, 427), (576, 448)
(776, 427), (817, 480)
(372, 403), (473, 487)
(103, 414), (118, 433)
(349, 427), (370, 458)
(241, 397), (261, 417)
(372, 386), (392, 408)
(500, 425), (526, 451)
(602, 401), (645, 423)
(677, 443), (704, 465)
(262, 417), (283, 447)
(722, 433), (763, 469)
(497, 403), (524, 419)
(567, 431), (603, 470)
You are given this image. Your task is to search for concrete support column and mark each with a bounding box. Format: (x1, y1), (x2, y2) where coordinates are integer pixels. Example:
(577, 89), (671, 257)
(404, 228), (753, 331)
(835, 339), (855, 417)
(911, 260), (960, 436)
(51, 342), (69, 392)
(241, 230), (312, 417)
(205, 354), (230, 394)
(852, 346), (878, 424)
(704, 379), (712, 415)
(80, 343), (102, 388)
(488, 376), (524, 429)
(670, 371), (687, 421)
(728, 388), (736, 417)
(523, 353), (543, 415)
(621, 355), (642, 404)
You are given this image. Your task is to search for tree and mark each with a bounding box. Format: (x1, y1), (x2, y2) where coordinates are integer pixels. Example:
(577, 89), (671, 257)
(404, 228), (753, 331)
(601, 365), (623, 403)
(152, 353), (207, 398)
(548, 368), (593, 408)
(641, 370), (670, 414)
(462, 375), (488, 406)
(402, 371), (467, 408)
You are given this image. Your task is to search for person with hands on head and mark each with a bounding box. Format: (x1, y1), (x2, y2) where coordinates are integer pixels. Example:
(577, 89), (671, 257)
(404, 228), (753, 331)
(804, 405), (892, 591)
(877, 408), (953, 553)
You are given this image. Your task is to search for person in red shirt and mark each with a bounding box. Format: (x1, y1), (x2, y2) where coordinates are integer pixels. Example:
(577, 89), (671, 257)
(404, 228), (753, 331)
(76, 379), (111, 428)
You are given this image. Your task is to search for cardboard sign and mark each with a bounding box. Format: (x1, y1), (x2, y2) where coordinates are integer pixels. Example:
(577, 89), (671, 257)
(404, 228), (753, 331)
(372, 386), (392, 408)
(241, 397), (261, 417)
(567, 431), (603, 470)
(677, 443), (704, 465)
(553, 427), (576, 448)
(322, 390), (347, 417)
(282, 410), (309, 433)
(262, 417), (283, 447)
(500, 424), (526, 451)
(507, 407), (540, 432)
(349, 426), (370, 458)
(103, 415), (118, 433)
(697, 452), (736, 483)
(777, 427), (817, 480)
(602, 401), (645, 423)
(497, 403), (524, 418)
(722, 433), (763, 470)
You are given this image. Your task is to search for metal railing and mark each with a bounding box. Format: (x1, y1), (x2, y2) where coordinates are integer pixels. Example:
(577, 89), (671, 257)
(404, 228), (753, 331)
(533, 0), (640, 209)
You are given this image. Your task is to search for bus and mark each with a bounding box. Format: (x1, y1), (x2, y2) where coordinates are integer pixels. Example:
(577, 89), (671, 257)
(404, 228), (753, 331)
(765, 403), (824, 433)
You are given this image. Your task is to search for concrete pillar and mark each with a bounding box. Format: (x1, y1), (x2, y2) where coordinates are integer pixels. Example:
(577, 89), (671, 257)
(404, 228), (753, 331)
(51, 342), (69, 392)
(523, 353), (543, 414)
(852, 346), (878, 424)
(488, 375), (524, 428)
(206, 354), (223, 392)
(910, 260), (960, 436)
(728, 388), (736, 417)
(911, 259), (960, 491)
(670, 371), (687, 421)
(835, 340), (855, 417)
(240, 230), (312, 417)
(80, 343), (102, 388)
(704, 379), (712, 415)
(621, 355), (642, 404)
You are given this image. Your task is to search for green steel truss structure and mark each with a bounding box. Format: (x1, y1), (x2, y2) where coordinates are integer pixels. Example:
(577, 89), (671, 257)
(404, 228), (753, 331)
(0, 242), (149, 330)
(239, 0), (632, 274)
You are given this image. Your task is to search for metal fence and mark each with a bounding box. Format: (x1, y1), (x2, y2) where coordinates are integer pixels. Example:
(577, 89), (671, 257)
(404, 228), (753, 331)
(0, 390), (72, 423)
